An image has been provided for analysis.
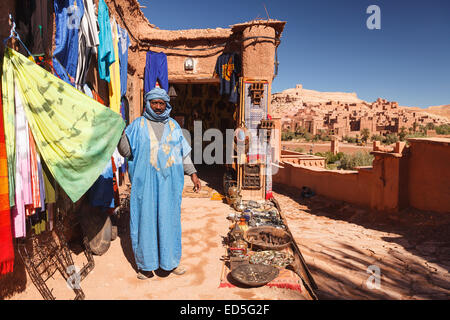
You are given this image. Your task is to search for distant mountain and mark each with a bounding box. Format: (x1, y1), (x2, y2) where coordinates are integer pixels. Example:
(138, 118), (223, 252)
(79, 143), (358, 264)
(403, 105), (450, 120)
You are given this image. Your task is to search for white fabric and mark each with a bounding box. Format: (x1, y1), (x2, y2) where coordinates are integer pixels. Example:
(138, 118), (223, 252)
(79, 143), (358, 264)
(76, 0), (100, 90)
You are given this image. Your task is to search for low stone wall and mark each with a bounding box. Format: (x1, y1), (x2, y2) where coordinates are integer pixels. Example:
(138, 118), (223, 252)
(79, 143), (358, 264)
(273, 138), (450, 214)
(273, 162), (373, 208)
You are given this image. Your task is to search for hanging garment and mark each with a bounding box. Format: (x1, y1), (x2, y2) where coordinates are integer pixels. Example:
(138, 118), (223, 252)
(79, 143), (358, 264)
(144, 51), (169, 94)
(213, 52), (241, 104)
(0, 84), (14, 276)
(120, 96), (130, 126)
(53, 0), (84, 85)
(117, 23), (130, 98)
(14, 83), (32, 237)
(125, 117), (191, 271)
(75, 0), (100, 90)
(88, 150), (122, 209)
(97, 0), (115, 82)
(27, 128), (41, 216)
(88, 161), (115, 209)
(36, 152), (46, 210)
(2, 48), (125, 203)
(15, 0), (49, 57)
(42, 161), (55, 204)
(108, 19), (121, 114)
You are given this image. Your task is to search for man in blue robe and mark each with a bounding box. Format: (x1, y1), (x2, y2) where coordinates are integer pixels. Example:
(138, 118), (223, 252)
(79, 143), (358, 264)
(118, 87), (201, 279)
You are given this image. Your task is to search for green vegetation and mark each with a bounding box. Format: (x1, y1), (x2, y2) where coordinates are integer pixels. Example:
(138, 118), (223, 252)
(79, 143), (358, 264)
(360, 128), (370, 143)
(383, 133), (399, 145)
(398, 127), (408, 141)
(339, 151), (375, 170)
(435, 124), (450, 135)
(315, 151), (344, 165)
(370, 133), (398, 145)
(342, 135), (358, 144)
(281, 129), (331, 142)
(282, 124), (450, 144)
(281, 131), (296, 141)
(314, 151), (374, 170)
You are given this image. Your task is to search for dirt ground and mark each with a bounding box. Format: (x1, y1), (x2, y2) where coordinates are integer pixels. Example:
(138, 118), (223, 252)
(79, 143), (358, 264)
(5, 169), (308, 300)
(4, 166), (450, 300)
(274, 184), (450, 299)
(282, 141), (374, 155)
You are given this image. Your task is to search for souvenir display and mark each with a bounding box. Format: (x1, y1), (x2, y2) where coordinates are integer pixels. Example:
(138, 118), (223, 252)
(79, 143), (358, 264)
(249, 250), (294, 269)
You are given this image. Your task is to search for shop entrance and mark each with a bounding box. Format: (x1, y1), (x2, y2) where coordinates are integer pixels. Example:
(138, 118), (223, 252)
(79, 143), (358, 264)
(170, 82), (237, 192)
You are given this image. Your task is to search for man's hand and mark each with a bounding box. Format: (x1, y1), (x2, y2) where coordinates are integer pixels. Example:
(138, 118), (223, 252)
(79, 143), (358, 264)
(191, 173), (201, 192)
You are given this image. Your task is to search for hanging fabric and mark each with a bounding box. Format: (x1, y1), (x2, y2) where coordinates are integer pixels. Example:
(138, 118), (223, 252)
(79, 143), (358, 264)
(13, 84), (32, 237)
(53, 0), (84, 85)
(117, 23), (130, 98)
(213, 52), (241, 104)
(97, 0), (115, 82)
(75, 0), (100, 90)
(0, 83), (14, 276)
(15, 0), (49, 57)
(108, 18), (121, 114)
(2, 48), (125, 203)
(144, 51), (169, 94)
(26, 128), (40, 216)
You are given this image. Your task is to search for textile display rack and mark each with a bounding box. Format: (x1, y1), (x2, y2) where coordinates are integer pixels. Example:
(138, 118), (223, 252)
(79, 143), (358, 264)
(17, 191), (95, 300)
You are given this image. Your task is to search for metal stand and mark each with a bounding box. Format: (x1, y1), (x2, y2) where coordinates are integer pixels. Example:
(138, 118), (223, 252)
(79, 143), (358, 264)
(18, 216), (95, 300)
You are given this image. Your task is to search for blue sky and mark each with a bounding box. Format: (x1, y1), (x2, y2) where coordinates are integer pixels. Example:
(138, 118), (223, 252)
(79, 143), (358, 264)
(140, 0), (450, 108)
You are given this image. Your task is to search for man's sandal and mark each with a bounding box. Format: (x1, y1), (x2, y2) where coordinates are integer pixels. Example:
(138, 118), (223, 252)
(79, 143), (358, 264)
(171, 265), (186, 275)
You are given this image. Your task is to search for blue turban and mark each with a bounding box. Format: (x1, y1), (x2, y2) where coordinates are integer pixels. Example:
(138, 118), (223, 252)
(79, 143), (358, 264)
(143, 87), (172, 123)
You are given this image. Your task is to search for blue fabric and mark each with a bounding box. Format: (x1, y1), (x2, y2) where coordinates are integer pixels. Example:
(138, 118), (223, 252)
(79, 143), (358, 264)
(117, 23), (130, 97)
(144, 51), (169, 94)
(53, 0), (84, 85)
(88, 162), (115, 209)
(214, 52), (241, 103)
(97, 0), (114, 82)
(125, 117), (191, 271)
(143, 88), (172, 123)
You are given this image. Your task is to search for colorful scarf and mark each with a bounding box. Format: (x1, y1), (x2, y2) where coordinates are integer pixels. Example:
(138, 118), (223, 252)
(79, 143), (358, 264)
(2, 48), (125, 203)
(0, 83), (14, 276)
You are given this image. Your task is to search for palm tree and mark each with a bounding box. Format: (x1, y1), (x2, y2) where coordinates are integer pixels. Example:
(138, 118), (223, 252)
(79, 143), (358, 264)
(360, 128), (370, 143)
(399, 126), (407, 141)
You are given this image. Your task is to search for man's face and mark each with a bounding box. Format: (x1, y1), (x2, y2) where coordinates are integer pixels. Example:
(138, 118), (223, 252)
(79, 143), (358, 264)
(150, 99), (166, 114)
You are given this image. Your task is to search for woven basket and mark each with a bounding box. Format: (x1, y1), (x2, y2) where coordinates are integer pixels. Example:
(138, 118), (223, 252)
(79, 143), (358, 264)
(245, 226), (292, 251)
(230, 264), (279, 287)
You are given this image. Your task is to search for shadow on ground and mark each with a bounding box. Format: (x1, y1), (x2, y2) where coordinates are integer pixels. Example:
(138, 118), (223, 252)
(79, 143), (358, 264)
(273, 183), (450, 300)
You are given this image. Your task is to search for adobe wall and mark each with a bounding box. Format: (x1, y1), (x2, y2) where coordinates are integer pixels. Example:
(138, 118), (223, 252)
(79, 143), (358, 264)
(407, 138), (450, 213)
(368, 153), (402, 212)
(273, 138), (450, 214)
(273, 162), (373, 208)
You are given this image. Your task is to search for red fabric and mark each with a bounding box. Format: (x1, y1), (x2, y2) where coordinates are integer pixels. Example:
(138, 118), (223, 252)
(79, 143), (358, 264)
(0, 83), (14, 276)
(111, 157), (120, 209)
(219, 258), (303, 293)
